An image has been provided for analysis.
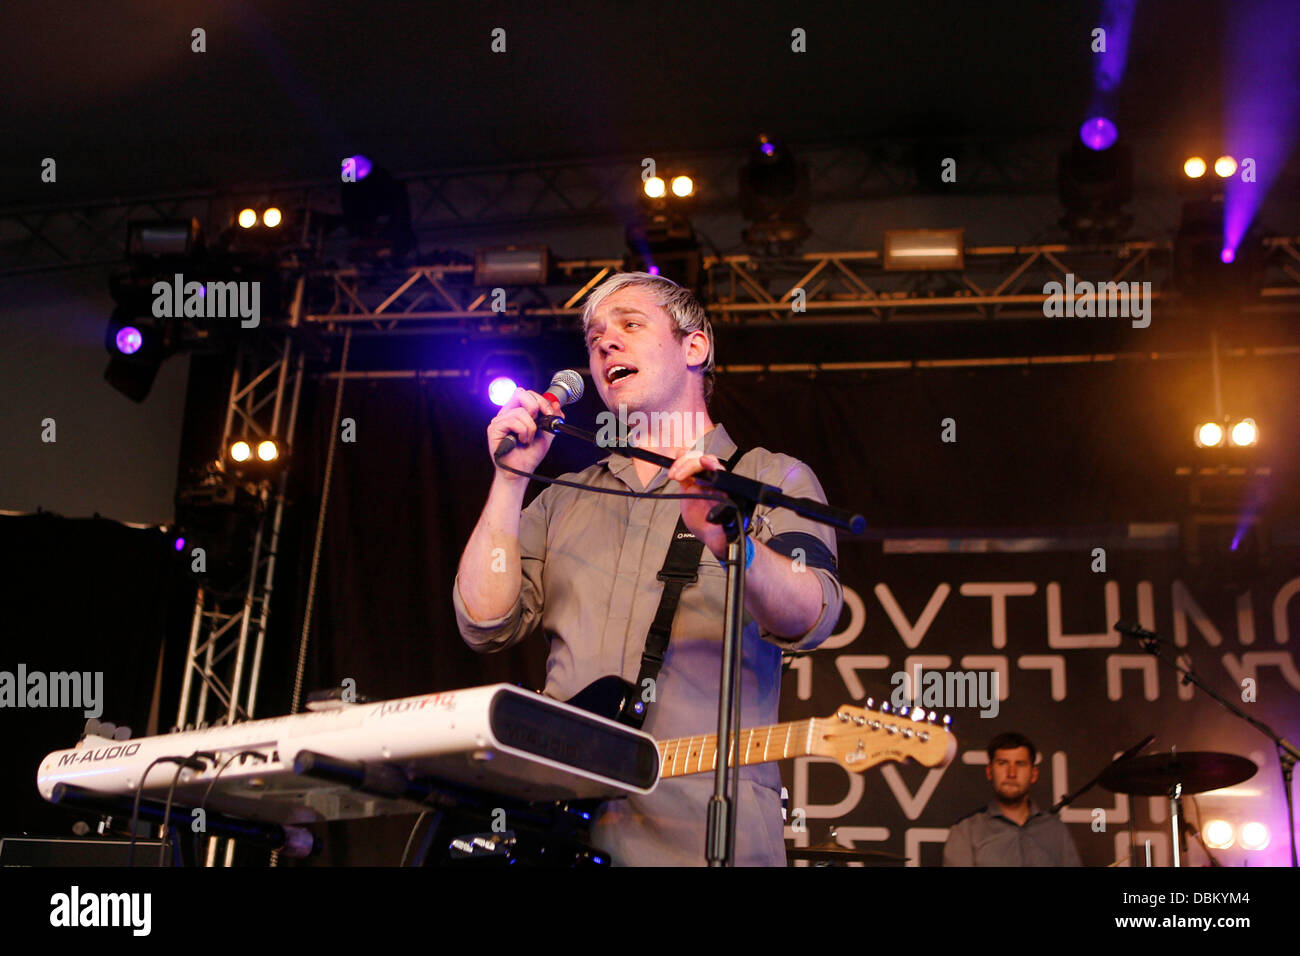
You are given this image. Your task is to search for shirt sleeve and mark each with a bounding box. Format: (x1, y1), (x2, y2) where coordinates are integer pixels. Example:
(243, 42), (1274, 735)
(942, 819), (975, 867)
(452, 485), (549, 653)
(751, 454), (845, 652)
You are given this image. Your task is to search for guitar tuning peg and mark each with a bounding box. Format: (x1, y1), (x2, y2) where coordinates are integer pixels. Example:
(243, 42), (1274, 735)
(942, 713), (953, 728)
(880, 702), (891, 713)
(865, 697), (874, 709)
(927, 711), (937, 723)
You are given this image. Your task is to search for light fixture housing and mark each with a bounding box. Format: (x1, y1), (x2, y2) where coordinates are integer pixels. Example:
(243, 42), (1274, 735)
(884, 229), (965, 271)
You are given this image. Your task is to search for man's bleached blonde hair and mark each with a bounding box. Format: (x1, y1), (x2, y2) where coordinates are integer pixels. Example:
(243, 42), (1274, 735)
(580, 272), (716, 403)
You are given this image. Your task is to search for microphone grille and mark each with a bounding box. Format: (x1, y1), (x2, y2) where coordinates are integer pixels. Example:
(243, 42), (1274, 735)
(550, 369), (585, 405)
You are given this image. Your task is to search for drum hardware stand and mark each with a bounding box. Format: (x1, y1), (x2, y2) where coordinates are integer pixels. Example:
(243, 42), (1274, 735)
(1114, 621), (1300, 867)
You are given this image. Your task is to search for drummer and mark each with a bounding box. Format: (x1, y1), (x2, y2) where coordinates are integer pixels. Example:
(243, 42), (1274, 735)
(943, 732), (1082, 866)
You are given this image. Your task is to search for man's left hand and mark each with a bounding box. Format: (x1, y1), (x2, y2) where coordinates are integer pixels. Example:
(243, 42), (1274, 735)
(667, 450), (731, 559)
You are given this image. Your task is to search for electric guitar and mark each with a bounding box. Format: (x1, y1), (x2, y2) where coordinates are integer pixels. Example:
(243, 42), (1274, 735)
(567, 675), (958, 778)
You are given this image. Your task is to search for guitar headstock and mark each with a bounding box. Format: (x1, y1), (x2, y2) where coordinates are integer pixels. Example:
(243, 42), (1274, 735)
(813, 701), (957, 772)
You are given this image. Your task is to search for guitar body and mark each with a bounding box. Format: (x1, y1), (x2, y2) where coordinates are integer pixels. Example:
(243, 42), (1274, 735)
(564, 675), (640, 726)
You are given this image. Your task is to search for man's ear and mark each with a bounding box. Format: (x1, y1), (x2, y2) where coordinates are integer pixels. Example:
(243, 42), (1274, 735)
(1029, 763), (1040, 784)
(985, 763), (994, 782)
(684, 330), (710, 369)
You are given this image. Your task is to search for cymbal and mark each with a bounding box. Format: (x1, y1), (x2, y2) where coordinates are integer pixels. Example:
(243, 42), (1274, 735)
(1099, 751), (1257, 796)
(787, 841), (908, 865)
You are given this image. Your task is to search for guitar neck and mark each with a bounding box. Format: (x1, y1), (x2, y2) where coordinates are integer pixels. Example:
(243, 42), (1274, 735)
(656, 719), (817, 779)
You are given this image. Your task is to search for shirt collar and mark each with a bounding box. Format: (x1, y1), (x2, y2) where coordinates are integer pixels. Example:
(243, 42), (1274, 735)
(600, 419), (732, 484)
(987, 799), (1044, 822)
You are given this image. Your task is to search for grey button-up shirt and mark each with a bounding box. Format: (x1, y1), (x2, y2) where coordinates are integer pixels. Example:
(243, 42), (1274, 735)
(453, 422), (844, 865)
(942, 800), (1082, 866)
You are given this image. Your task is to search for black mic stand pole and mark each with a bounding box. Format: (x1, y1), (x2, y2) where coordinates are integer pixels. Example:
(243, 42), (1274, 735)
(1113, 621), (1300, 867)
(528, 416), (865, 865)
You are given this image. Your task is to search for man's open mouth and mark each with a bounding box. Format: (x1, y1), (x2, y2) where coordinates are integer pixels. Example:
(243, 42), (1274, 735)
(605, 364), (638, 384)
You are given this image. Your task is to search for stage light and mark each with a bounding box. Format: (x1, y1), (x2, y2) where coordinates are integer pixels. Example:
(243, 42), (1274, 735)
(477, 352), (537, 408)
(474, 245), (550, 286)
(1184, 157), (1207, 179)
(1057, 137), (1132, 241)
(1229, 418), (1258, 447)
(739, 134), (811, 253)
(103, 307), (168, 402)
(262, 207), (282, 228)
(1214, 155), (1238, 178)
(339, 163), (414, 263)
(127, 219), (203, 258)
(1203, 819), (1234, 849)
(643, 177), (666, 199)
(670, 175), (694, 198)
(114, 326), (143, 356)
(256, 439), (280, 462)
(1195, 422), (1225, 448)
(1174, 196), (1264, 302)
(342, 154), (373, 181)
(1079, 117), (1118, 151)
(173, 535), (186, 552)
(230, 440), (252, 463)
(1239, 822), (1269, 850)
(884, 229), (965, 271)
(488, 376), (517, 406)
(238, 208), (258, 229)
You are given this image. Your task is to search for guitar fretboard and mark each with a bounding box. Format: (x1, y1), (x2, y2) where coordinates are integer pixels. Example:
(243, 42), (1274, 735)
(656, 719), (818, 778)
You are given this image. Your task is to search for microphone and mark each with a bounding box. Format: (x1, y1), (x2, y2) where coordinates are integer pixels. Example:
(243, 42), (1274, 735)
(493, 369), (585, 459)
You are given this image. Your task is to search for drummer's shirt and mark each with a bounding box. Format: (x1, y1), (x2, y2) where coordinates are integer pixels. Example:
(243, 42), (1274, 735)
(452, 421), (844, 867)
(941, 800), (1083, 866)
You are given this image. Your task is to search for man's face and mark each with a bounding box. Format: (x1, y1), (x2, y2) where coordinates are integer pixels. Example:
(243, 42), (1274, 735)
(585, 286), (707, 415)
(986, 746), (1038, 803)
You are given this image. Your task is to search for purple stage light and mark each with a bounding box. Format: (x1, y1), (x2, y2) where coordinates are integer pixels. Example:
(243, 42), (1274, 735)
(1080, 117), (1118, 151)
(342, 154), (373, 181)
(488, 376), (517, 406)
(1221, 247), (1236, 264)
(761, 142), (775, 156)
(174, 536), (186, 552)
(648, 265), (660, 276)
(115, 326), (143, 355)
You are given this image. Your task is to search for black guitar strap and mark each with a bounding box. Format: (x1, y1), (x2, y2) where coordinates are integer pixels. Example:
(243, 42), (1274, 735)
(618, 445), (750, 728)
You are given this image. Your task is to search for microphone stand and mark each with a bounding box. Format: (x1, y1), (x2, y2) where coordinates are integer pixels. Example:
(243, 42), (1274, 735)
(1113, 622), (1300, 867)
(531, 416), (865, 865)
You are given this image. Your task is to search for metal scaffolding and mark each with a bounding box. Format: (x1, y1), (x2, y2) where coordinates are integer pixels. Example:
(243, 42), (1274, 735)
(298, 238), (1300, 333)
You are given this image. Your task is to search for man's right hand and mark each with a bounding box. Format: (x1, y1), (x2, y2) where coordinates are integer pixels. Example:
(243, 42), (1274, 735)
(487, 388), (562, 477)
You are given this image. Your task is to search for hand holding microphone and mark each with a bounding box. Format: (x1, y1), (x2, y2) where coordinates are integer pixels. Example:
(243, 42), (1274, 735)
(487, 370), (584, 475)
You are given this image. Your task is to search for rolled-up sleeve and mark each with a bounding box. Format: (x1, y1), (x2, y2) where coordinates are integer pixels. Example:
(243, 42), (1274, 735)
(452, 486), (549, 652)
(752, 456), (845, 652)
